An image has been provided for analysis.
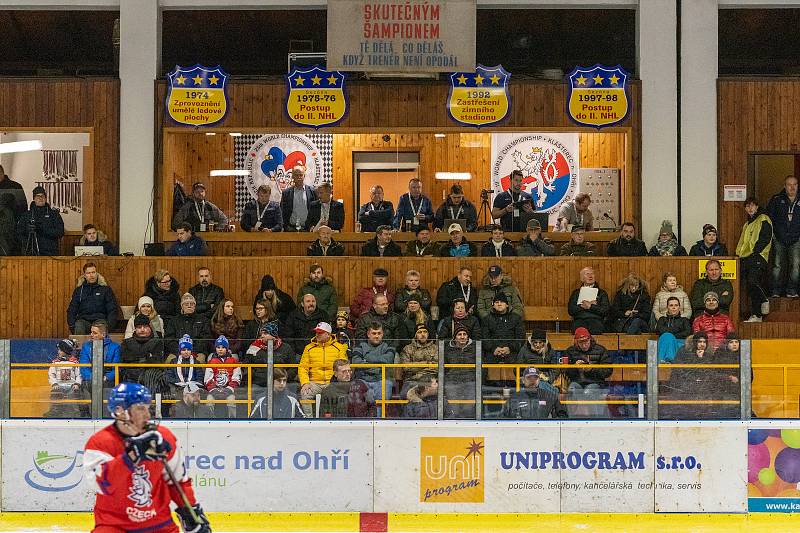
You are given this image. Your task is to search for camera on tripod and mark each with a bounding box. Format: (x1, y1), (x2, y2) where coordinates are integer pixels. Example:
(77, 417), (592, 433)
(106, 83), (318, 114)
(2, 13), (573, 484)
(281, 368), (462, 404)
(480, 189), (494, 200)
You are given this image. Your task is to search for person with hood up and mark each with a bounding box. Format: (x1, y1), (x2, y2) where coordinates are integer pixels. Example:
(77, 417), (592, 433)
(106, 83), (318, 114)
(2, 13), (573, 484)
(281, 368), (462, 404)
(736, 197), (774, 322)
(124, 295), (165, 339)
(143, 269), (181, 320)
(285, 293), (329, 353)
(652, 272), (692, 321)
(564, 327), (611, 418)
(298, 323), (350, 416)
(0, 193), (17, 255)
(66, 262), (120, 334)
(437, 298), (481, 341)
(350, 267), (396, 320)
(15, 185), (64, 256)
(476, 265), (524, 319)
(403, 375), (453, 419)
(244, 321), (298, 391)
(120, 314), (165, 385)
(689, 224), (728, 256)
(399, 323), (439, 398)
(79, 224), (118, 255)
(296, 264), (338, 321)
(655, 296), (692, 339)
(252, 274), (296, 322)
(567, 266), (610, 334)
(164, 292), (213, 358)
(648, 220), (687, 256)
(443, 325), (477, 419)
(501, 367), (567, 420)
(480, 224), (517, 257)
(438, 223), (477, 257)
(608, 272), (652, 334)
(204, 335), (241, 418)
(249, 368), (305, 419)
(351, 322), (398, 414)
(692, 291), (735, 350)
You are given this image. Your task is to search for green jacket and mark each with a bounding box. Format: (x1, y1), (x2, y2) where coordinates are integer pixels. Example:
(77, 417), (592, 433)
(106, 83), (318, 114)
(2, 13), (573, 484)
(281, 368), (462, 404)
(690, 276), (734, 316)
(296, 277), (338, 322)
(476, 274), (524, 319)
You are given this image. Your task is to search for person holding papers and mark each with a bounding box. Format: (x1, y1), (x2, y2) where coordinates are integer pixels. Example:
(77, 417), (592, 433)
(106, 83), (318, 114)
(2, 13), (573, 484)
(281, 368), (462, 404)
(567, 266), (610, 334)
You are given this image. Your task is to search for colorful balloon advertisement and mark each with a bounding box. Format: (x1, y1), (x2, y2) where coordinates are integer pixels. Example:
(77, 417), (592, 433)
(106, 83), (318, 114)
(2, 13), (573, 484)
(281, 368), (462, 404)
(748, 428), (800, 512)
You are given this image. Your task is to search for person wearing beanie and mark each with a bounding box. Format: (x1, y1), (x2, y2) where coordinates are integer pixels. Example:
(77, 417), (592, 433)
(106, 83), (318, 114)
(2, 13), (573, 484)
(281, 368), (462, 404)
(120, 309), (165, 387)
(399, 323), (439, 399)
(15, 184), (64, 256)
(648, 220), (687, 256)
(476, 265), (524, 320)
(607, 222), (648, 257)
(517, 218), (555, 257)
(443, 324), (477, 419)
(692, 291), (735, 350)
(559, 225), (596, 256)
(737, 197), (774, 322)
(690, 259), (734, 317)
(164, 292), (212, 358)
(244, 321), (298, 391)
(296, 264), (339, 322)
(252, 274), (296, 322)
(350, 268), (396, 320)
(689, 224), (729, 257)
(567, 266), (610, 335)
(165, 334), (201, 399)
(125, 295), (165, 339)
(204, 335), (242, 418)
(482, 292), (525, 394)
(333, 310), (354, 348)
(517, 329), (559, 383)
(563, 327), (611, 418)
(46, 338), (82, 418)
(66, 261), (120, 335)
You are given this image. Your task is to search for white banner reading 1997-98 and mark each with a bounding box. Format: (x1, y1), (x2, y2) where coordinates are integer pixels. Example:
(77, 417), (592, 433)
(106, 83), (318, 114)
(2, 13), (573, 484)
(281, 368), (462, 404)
(490, 133), (580, 222)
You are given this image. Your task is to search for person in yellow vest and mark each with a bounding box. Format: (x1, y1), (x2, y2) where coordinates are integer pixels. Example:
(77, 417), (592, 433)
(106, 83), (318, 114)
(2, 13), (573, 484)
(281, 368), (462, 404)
(737, 197), (774, 322)
(297, 322), (349, 416)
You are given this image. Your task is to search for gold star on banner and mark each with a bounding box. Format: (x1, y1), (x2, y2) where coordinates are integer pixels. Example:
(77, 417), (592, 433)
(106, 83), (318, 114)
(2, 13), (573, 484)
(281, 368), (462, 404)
(575, 75), (587, 86)
(592, 74), (604, 85)
(294, 75), (305, 86)
(311, 75), (322, 86)
(474, 73), (485, 85)
(609, 74), (620, 85)
(327, 74), (338, 85)
(192, 74), (203, 85)
(208, 75), (220, 85)
(456, 74), (468, 85)
(175, 75), (187, 85)
(490, 74), (501, 85)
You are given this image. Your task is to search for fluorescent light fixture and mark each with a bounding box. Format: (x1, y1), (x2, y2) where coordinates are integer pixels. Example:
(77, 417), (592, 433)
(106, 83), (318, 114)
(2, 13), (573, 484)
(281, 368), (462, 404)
(210, 169), (250, 176)
(0, 140), (42, 154)
(434, 133), (446, 138)
(229, 132), (242, 137)
(205, 132), (216, 136)
(435, 172), (471, 180)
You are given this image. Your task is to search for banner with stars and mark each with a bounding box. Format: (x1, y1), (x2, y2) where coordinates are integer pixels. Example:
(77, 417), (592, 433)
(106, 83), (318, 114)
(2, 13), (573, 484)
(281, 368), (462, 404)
(567, 64), (630, 128)
(447, 64), (510, 127)
(166, 64), (229, 126)
(285, 66), (348, 129)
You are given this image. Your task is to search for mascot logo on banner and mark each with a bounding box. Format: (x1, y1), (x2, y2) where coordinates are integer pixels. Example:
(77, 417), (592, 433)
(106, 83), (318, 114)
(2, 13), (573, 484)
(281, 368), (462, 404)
(285, 66), (347, 129)
(419, 437), (484, 504)
(447, 64), (510, 127)
(491, 133), (579, 213)
(566, 64), (629, 128)
(243, 134), (325, 202)
(166, 64), (229, 126)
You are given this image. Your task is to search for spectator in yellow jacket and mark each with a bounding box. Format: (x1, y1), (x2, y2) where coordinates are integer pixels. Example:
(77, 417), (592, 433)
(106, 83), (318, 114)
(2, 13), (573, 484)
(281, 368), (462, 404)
(298, 322), (349, 416)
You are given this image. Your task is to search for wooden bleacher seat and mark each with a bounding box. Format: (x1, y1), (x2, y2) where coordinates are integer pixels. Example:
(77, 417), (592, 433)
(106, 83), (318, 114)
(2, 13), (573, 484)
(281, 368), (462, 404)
(235, 305), (253, 320)
(524, 306), (569, 332)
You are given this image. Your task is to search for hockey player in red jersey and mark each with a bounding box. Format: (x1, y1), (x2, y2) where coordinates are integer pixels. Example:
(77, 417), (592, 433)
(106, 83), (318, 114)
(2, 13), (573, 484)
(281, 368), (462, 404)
(83, 383), (211, 533)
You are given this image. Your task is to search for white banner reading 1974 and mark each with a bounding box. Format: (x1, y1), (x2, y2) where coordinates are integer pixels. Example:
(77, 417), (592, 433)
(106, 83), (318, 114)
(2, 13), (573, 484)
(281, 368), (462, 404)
(490, 132), (580, 220)
(327, 0), (476, 73)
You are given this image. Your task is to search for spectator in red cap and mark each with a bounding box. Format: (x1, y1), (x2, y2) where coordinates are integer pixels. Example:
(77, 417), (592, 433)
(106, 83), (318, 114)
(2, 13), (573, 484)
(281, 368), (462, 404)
(172, 181), (228, 232)
(563, 327), (611, 418)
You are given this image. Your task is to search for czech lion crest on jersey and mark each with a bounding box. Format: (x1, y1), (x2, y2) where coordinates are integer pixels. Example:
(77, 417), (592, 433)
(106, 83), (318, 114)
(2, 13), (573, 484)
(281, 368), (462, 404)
(128, 465), (153, 508)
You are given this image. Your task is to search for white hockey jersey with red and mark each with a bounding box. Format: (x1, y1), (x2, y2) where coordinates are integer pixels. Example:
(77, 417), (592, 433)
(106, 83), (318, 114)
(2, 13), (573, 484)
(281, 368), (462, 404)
(83, 423), (196, 532)
(203, 355), (241, 390)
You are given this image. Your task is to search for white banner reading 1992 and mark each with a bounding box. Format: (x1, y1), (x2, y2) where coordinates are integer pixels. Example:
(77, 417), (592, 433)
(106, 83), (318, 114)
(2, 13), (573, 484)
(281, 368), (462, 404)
(327, 0), (476, 73)
(490, 133), (580, 223)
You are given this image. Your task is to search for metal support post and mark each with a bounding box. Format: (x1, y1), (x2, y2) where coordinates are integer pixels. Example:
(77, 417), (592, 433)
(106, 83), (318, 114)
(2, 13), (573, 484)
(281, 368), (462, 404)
(740, 339), (752, 421)
(91, 339), (104, 419)
(266, 339), (274, 421)
(437, 340), (445, 421)
(475, 340), (482, 421)
(646, 339), (658, 421)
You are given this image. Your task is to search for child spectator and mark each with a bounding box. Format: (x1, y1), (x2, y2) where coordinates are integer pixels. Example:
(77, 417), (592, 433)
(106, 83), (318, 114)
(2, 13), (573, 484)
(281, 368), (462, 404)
(165, 335), (201, 399)
(46, 339), (82, 418)
(204, 335), (241, 418)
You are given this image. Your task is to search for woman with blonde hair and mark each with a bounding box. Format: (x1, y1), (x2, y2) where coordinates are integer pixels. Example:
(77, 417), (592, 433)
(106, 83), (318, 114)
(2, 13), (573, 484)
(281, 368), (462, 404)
(124, 295), (165, 338)
(609, 272), (651, 334)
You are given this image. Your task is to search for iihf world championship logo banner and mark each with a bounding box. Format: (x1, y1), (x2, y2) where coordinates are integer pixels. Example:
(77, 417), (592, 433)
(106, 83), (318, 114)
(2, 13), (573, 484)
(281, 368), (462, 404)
(233, 134), (333, 219)
(490, 133), (580, 214)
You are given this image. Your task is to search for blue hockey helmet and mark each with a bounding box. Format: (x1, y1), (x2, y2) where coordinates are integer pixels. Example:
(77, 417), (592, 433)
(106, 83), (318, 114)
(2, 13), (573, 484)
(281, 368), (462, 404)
(107, 382), (152, 415)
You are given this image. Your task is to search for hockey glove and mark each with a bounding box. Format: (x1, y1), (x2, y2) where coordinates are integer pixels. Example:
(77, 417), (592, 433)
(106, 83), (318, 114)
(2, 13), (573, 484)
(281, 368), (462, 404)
(176, 504), (212, 533)
(125, 430), (172, 463)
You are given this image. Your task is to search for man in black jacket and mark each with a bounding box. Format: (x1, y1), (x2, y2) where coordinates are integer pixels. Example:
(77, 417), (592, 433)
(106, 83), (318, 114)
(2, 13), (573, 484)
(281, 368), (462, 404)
(567, 266), (610, 334)
(305, 182), (345, 231)
(16, 185), (64, 256)
(280, 165), (318, 231)
(564, 328), (611, 418)
(480, 225), (517, 258)
(188, 267), (225, 319)
(361, 225), (402, 257)
(607, 222), (648, 257)
(433, 184), (478, 232)
(284, 294), (328, 353)
(358, 185), (394, 233)
(66, 262), (119, 334)
(354, 294), (401, 347)
(240, 184), (282, 232)
(501, 367), (567, 419)
(165, 293), (212, 358)
(436, 267), (478, 317)
(307, 225), (345, 256)
(481, 293), (525, 391)
(120, 314), (165, 384)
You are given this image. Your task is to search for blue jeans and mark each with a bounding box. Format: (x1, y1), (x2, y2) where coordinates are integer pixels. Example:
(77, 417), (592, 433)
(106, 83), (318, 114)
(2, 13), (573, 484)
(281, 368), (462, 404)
(772, 240), (800, 295)
(366, 379), (394, 416)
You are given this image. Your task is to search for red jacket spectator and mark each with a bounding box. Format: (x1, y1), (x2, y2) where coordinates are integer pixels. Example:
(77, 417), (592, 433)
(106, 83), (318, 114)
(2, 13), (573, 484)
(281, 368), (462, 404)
(349, 268), (396, 320)
(692, 311), (734, 350)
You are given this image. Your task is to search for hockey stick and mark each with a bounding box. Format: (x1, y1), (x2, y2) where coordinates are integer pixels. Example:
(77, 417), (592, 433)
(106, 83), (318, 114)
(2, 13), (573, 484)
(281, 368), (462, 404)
(158, 453), (202, 524)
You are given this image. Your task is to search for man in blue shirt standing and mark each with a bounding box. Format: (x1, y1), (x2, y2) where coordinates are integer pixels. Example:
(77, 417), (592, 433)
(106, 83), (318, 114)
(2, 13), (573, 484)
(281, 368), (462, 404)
(491, 169), (535, 232)
(393, 178), (434, 232)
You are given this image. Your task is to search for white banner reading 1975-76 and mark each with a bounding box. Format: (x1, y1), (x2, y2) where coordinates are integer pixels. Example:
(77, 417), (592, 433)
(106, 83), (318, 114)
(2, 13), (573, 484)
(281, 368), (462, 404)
(490, 132), (580, 221)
